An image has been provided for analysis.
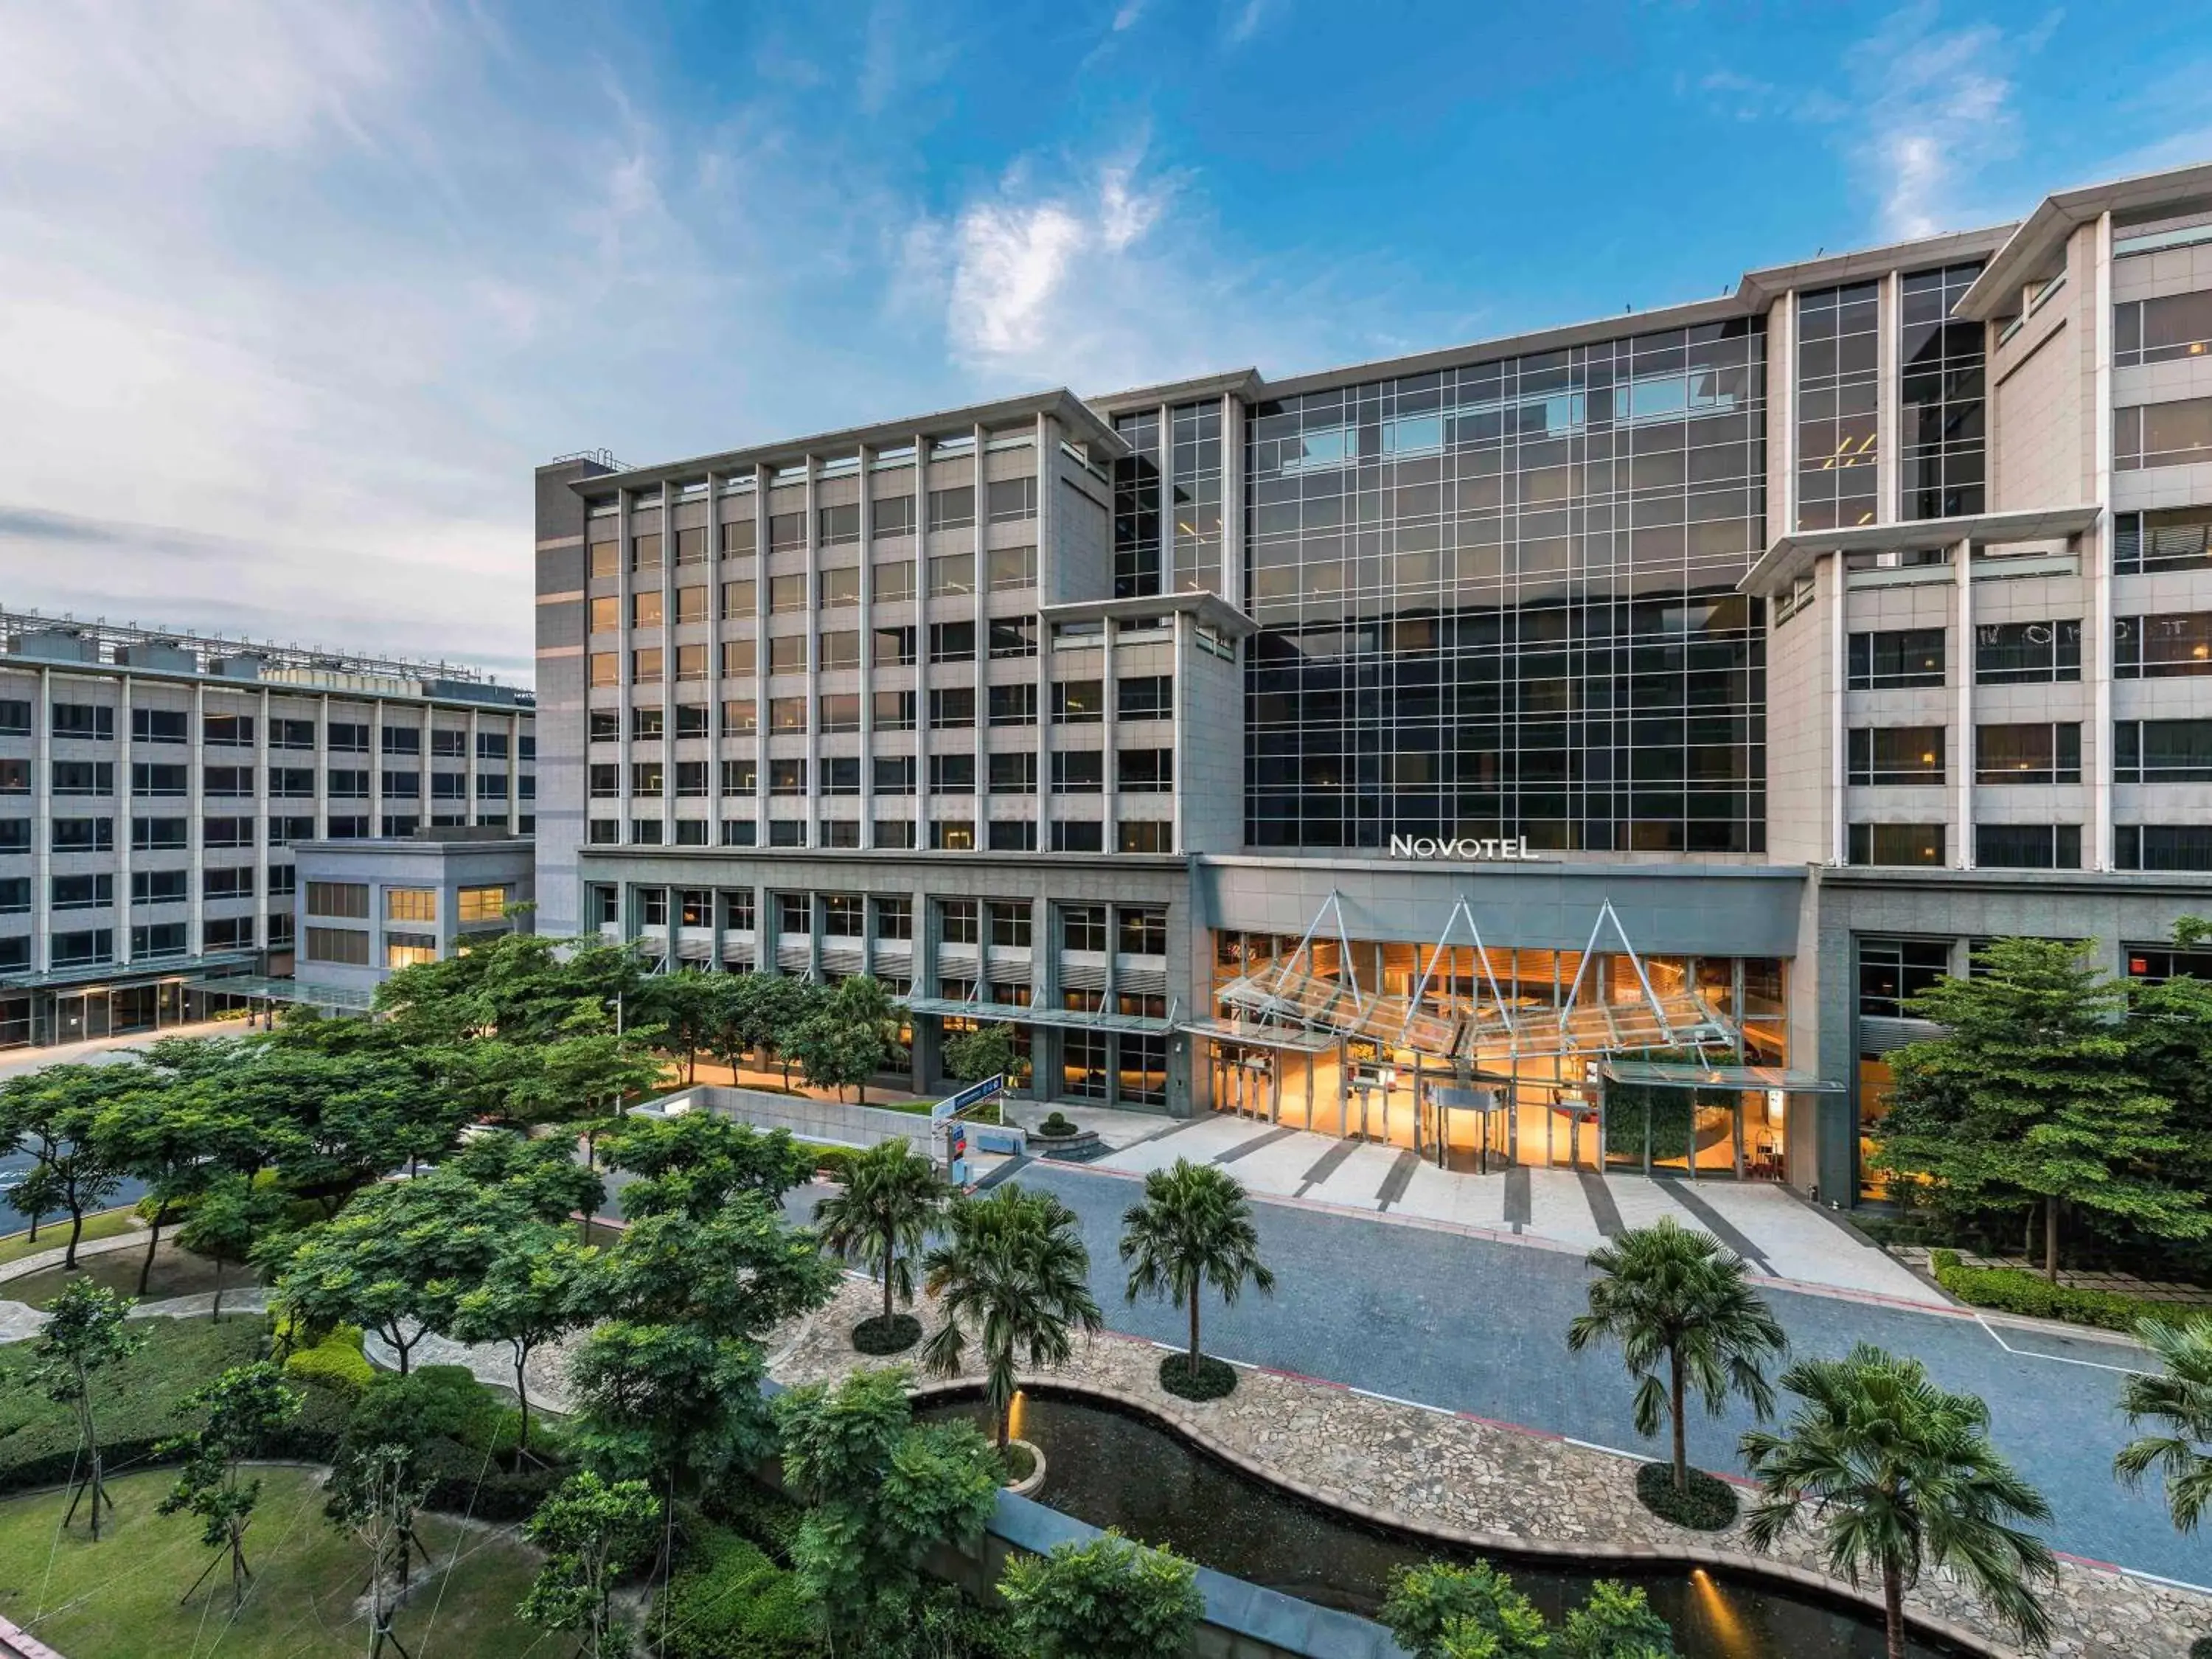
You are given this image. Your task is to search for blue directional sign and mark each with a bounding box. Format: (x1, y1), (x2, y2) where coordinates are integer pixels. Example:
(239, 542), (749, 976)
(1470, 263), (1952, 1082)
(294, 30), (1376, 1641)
(931, 1074), (1006, 1121)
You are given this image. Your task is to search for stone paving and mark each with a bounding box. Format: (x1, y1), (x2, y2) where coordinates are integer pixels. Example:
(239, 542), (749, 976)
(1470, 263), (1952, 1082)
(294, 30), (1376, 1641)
(777, 1276), (2212, 1659)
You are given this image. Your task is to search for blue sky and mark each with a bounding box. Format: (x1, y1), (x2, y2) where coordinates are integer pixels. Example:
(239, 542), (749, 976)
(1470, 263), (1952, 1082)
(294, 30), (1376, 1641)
(1, 0), (2207, 679)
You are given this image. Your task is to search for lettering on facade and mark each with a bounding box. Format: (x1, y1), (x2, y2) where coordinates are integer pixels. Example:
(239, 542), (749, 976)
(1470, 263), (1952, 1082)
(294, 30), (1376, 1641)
(1385, 835), (1543, 863)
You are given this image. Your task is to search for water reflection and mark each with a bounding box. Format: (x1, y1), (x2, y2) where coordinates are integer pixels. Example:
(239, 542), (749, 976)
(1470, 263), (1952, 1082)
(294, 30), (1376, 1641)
(918, 1387), (1964, 1659)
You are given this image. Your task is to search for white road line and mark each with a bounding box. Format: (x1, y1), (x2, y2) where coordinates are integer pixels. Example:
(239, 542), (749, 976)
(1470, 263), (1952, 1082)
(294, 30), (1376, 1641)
(1975, 1312), (2154, 1376)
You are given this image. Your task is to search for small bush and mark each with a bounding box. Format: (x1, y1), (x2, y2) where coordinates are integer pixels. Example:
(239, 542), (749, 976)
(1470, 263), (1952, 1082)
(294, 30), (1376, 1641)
(1633, 1461), (1738, 1530)
(814, 1145), (858, 1182)
(1157, 1354), (1237, 1402)
(282, 1325), (375, 1398)
(706, 1476), (807, 1565)
(999, 1440), (1037, 1484)
(655, 1524), (817, 1659)
(1034, 1113), (1078, 1139)
(1929, 1249), (2202, 1333)
(853, 1312), (922, 1355)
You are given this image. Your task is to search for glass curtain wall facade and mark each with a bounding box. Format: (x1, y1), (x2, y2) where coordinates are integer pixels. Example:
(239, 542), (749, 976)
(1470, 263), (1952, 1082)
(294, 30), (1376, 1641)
(1795, 282), (1880, 531)
(1242, 323), (1768, 852)
(1900, 262), (1988, 521)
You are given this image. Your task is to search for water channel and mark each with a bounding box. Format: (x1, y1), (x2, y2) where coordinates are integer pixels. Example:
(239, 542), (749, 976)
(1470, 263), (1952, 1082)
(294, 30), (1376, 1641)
(918, 1386), (1969, 1659)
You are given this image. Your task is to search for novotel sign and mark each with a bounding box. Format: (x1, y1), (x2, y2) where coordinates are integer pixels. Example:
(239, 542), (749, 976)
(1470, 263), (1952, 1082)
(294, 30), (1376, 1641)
(1388, 834), (1543, 863)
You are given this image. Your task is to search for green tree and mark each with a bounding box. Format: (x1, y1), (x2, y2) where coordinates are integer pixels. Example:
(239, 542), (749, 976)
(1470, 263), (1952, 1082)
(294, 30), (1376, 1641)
(274, 1168), (524, 1373)
(215, 1043), (464, 1211)
(705, 971), (779, 1080)
(2115, 1315), (2212, 1536)
(813, 1136), (947, 1335)
(637, 970), (726, 1082)
(1378, 1560), (1550, 1659)
(602, 1110), (815, 1221)
(156, 1361), (300, 1610)
(1740, 1343), (2055, 1659)
(785, 1010), (886, 1104)
(775, 1367), (1001, 1640)
(507, 1026), (667, 1148)
(754, 975), (830, 1088)
(999, 1531), (1203, 1659)
(95, 1079), (261, 1295)
(177, 1173), (291, 1322)
(445, 1127), (607, 1234)
(2127, 918), (2212, 1247)
(324, 1441), (426, 1658)
(1566, 1217), (1785, 1495)
(324, 1369), (480, 1596)
(942, 1021), (1024, 1092)
(449, 1226), (597, 1455)
(1882, 936), (2204, 1279)
(1558, 1582), (1674, 1659)
(30, 1279), (147, 1538)
(568, 1320), (772, 1523)
(0, 1062), (136, 1267)
(518, 1471), (661, 1659)
(1119, 1158), (1275, 1387)
(922, 1184), (1104, 1447)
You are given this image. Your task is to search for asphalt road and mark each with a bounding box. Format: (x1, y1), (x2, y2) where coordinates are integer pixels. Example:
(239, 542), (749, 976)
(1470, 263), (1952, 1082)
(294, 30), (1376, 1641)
(919, 1159), (2205, 1586)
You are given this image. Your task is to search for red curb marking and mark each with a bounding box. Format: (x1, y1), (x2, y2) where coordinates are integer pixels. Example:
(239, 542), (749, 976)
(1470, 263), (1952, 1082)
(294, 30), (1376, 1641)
(1456, 1410), (1564, 1442)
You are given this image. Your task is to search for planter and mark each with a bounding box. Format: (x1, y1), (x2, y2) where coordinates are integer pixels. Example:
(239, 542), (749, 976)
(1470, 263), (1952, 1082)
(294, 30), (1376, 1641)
(1004, 1437), (1046, 1498)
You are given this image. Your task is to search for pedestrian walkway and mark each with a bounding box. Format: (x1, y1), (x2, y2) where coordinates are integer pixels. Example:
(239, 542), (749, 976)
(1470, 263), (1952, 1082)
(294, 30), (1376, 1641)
(1087, 1113), (1938, 1304)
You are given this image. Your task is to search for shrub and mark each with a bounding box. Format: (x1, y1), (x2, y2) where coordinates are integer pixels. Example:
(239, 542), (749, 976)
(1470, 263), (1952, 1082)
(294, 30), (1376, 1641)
(706, 1475), (808, 1565)
(852, 1312), (922, 1355)
(1034, 1113), (1078, 1139)
(1929, 1249), (2202, 1333)
(1158, 1353), (1237, 1402)
(282, 1325), (375, 1398)
(1633, 1461), (1738, 1530)
(813, 1145), (858, 1183)
(654, 1524), (817, 1659)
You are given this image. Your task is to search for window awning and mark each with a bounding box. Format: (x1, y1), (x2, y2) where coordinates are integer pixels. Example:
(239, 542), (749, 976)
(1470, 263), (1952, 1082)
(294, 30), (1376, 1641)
(897, 995), (1177, 1037)
(1601, 1060), (1843, 1093)
(1176, 1016), (1342, 1054)
(181, 973), (378, 1013)
(1, 950), (259, 993)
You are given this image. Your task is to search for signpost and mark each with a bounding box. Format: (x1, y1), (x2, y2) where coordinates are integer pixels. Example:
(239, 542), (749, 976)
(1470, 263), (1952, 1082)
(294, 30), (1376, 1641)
(930, 1074), (1005, 1189)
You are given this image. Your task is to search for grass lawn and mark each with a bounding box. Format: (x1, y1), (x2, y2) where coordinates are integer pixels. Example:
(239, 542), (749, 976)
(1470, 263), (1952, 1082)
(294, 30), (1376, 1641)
(0, 1467), (546, 1659)
(7, 1240), (234, 1307)
(0, 1209), (141, 1270)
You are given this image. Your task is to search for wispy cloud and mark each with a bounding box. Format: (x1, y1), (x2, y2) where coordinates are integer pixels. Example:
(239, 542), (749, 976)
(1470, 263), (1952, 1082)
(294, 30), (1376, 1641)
(1224, 0), (1273, 46)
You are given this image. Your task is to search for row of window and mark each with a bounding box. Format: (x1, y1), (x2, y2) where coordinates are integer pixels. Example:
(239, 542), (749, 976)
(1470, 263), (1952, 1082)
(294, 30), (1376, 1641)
(0, 812), (527, 855)
(0, 762), (523, 800)
(611, 884), (1166, 956)
(592, 547), (1041, 627)
(597, 749), (1172, 799)
(304, 882), (507, 922)
(0, 916), (273, 972)
(302, 926), (439, 970)
(0, 703), (528, 757)
(1845, 719), (2212, 785)
(590, 479), (1042, 577)
(588, 675), (1174, 737)
(1847, 821), (2212, 870)
(588, 816), (1173, 854)
(0, 866), (288, 912)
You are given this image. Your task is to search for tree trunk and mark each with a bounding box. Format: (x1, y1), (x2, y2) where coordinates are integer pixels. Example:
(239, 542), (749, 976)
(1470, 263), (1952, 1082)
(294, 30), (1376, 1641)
(65, 1203), (85, 1270)
(139, 1211), (163, 1297)
(514, 1347), (532, 1453)
(1670, 1349), (1688, 1493)
(882, 1256), (896, 1324)
(1882, 1558), (1905, 1659)
(1188, 1283), (1203, 1372)
(2045, 1195), (2062, 1284)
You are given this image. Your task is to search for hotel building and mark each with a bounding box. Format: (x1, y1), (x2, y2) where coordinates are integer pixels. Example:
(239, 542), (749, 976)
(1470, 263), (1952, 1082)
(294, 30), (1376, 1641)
(0, 613), (535, 1046)
(534, 161), (2212, 1208)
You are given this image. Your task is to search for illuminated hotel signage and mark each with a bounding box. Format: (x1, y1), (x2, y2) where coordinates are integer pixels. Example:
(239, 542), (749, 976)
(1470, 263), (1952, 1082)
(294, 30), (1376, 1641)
(1387, 835), (1543, 863)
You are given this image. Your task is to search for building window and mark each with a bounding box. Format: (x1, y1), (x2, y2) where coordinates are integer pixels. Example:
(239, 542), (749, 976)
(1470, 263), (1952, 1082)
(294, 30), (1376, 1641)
(130, 708), (187, 744)
(632, 531), (664, 570)
(1050, 821), (1104, 853)
(675, 644), (709, 682)
(936, 900), (980, 945)
(929, 621), (975, 663)
(720, 518), (757, 557)
(2126, 942), (2212, 983)
(386, 933), (438, 970)
(989, 819), (1038, 850)
(765, 512), (805, 554)
(721, 579), (757, 619)
(129, 869), (186, 904)
(631, 647), (663, 681)
(305, 926), (370, 966)
(721, 758), (759, 799)
(51, 873), (112, 910)
(816, 628), (860, 671)
(2115, 507), (2212, 575)
(1846, 630), (1944, 690)
(52, 761), (114, 796)
(1899, 262), (1986, 520)
(820, 693), (861, 734)
(2115, 719), (2212, 782)
(766, 574), (806, 614)
(927, 552), (975, 597)
(131, 817), (185, 851)
(768, 636), (807, 674)
(307, 882), (369, 919)
(875, 559), (917, 602)
(986, 476), (1037, 523)
(1118, 1034), (1167, 1106)
(50, 703), (114, 740)
(723, 699), (759, 735)
(817, 818), (859, 848)
(1975, 723), (2080, 784)
(874, 625), (917, 667)
(1063, 1030), (1109, 1100)
(1974, 620), (2079, 685)
(384, 887), (435, 922)
(987, 751), (1037, 793)
(1113, 408), (1163, 598)
(1795, 280), (1880, 531)
(131, 922), (188, 959)
(1117, 820), (1170, 853)
(821, 566), (860, 608)
(989, 617), (1038, 659)
(872, 754), (917, 796)
(2118, 826), (2212, 871)
(1117, 749), (1172, 792)
(987, 545), (1037, 591)
(988, 684), (1037, 727)
(631, 761), (664, 799)
(770, 697), (807, 734)
(2117, 397), (2212, 470)
(457, 886), (507, 924)
(928, 754), (976, 795)
(1116, 675), (1172, 720)
(49, 928), (114, 968)
(1858, 937), (1950, 1018)
(1052, 681), (1104, 723)
(818, 503), (860, 546)
(202, 818), (253, 849)
(676, 760), (710, 798)
(769, 759), (807, 796)
(1845, 727), (1944, 786)
(327, 722), (370, 754)
(821, 757), (861, 797)
(2118, 291), (2212, 367)
(2115, 612), (2212, 678)
(1846, 824), (1944, 866)
(1976, 824), (2079, 869)
(52, 818), (115, 853)
(873, 818), (916, 849)
(674, 704), (709, 737)
(874, 494), (917, 538)
(1050, 751), (1103, 794)
(984, 902), (1032, 948)
(1060, 904), (1107, 953)
(931, 819), (975, 850)
(928, 687), (975, 730)
(927, 486), (975, 533)
(1117, 906), (1167, 956)
(631, 589), (664, 629)
(204, 713), (255, 747)
(202, 866), (252, 900)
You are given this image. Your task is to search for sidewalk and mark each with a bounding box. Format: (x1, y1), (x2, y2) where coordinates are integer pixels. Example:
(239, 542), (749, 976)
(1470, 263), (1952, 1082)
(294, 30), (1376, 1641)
(0, 1019), (243, 1079)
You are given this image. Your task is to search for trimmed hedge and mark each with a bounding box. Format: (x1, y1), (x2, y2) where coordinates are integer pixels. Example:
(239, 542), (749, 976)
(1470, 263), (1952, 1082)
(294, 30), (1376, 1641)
(654, 1523), (817, 1659)
(1634, 1461), (1739, 1530)
(1929, 1250), (2208, 1333)
(1158, 1353), (1238, 1402)
(283, 1324), (376, 1398)
(706, 1476), (807, 1565)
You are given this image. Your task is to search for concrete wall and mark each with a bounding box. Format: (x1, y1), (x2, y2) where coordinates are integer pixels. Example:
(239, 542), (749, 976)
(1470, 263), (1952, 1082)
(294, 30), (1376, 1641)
(532, 457), (608, 938)
(661, 1084), (939, 1149)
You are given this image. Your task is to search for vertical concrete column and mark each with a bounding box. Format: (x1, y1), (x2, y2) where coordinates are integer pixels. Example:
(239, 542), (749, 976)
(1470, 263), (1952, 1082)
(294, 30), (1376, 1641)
(1220, 393), (1246, 611)
(115, 672), (133, 967)
(971, 423), (990, 846)
(1171, 611), (1189, 855)
(465, 705), (481, 830)
(254, 685), (271, 956)
(1033, 420), (1056, 855)
(417, 699), (431, 832)
(857, 447), (876, 844)
(660, 481), (676, 845)
(1101, 615), (1119, 851)
(2090, 209), (2116, 872)
(1779, 291), (1799, 532)
(615, 487), (633, 844)
(802, 456), (821, 851)
(1953, 535), (1975, 869)
(754, 463), (773, 850)
(1826, 552), (1847, 867)
(912, 434), (930, 849)
(316, 693), (331, 840)
(706, 470), (723, 844)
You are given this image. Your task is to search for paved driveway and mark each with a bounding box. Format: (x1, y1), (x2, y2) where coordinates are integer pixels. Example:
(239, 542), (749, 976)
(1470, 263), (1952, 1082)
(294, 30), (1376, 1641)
(988, 1158), (2197, 1586)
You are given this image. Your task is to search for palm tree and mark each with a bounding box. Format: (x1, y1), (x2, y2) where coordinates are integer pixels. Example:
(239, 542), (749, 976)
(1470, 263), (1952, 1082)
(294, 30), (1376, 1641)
(1566, 1217), (1785, 1494)
(2115, 1315), (2212, 1536)
(1119, 1158), (1275, 1384)
(813, 1137), (948, 1335)
(922, 1184), (1103, 1447)
(1741, 1343), (2055, 1659)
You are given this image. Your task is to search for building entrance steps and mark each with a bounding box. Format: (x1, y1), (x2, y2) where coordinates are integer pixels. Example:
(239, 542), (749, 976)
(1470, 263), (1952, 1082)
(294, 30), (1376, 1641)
(1086, 1116), (1942, 1305)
